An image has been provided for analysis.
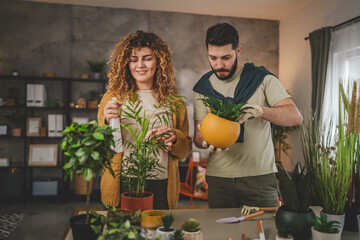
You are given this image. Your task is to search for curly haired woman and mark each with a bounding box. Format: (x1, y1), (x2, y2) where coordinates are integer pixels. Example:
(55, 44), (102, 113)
(97, 30), (192, 209)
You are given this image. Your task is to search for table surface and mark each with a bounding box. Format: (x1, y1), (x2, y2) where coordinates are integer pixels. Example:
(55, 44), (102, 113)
(64, 206), (358, 240)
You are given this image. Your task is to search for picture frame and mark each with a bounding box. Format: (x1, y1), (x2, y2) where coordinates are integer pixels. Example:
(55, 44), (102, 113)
(27, 118), (42, 136)
(72, 117), (89, 124)
(0, 124), (8, 136)
(192, 150), (201, 163)
(28, 144), (58, 166)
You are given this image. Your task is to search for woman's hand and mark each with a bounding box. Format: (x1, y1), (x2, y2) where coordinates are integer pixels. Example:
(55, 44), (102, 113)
(104, 99), (121, 124)
(145, 126), (177, 146)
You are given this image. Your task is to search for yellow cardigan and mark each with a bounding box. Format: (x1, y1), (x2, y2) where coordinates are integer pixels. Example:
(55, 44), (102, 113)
(97, 91), (192, 209)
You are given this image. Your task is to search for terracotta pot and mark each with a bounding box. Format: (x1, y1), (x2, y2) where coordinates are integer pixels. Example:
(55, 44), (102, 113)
(11, 128), (21, 137)
(311, 227), (341, 240)
(200, 112), (240, 148)
(121, 191), (153, 212)
(141, 210), (165, 229)
(73, 174), (94, 195)
(6, 98), (15, 106)
(87, 100), (98, 109)
(182, 230), (203, 240)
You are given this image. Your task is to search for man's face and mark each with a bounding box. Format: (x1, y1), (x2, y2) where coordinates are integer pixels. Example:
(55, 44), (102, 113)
(208, 44), (241, 80)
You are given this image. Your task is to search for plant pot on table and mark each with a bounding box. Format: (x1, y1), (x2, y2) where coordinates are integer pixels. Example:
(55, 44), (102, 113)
(320, 209), (345, 233)
(311, 226), (341, 240)
(70, 214), (103, 240)
(121, 191), (153, 213)
(156, 226), (175, 240)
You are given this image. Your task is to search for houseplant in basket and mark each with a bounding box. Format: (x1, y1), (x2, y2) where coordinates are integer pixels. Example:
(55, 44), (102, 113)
(61, 121), (116, 240)
(155, 212), (176, 240)
(301, 84), (356, 232)
(181, 218), (203, 240)
(275, 162), (314, 240)
(199, 96), (250, 148)
(87, 59), (107, 79)
(115, 93), (186, 212)
(311, 215), (341, 240)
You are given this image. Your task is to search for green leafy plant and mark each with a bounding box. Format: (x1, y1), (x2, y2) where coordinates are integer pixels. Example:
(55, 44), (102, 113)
(3, 109), (25, 128)
(161, 212), (175, 231)
(117, 93), (186, 197)
(89, 89), (100, 101)
(312, 215), (340, 234)
(276, 162), (312, 213)
(61, 121), (116, 224)
(277, 223), (291, 238)
(87, 59), (107, 73)
(182, 218), (200, 232)
(199, 96), (250, 121)
(171, 229), (184, 240)
(91, 206), (145, 240)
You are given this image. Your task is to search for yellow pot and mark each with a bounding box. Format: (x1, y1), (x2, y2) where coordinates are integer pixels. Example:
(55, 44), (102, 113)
(200, 112), (240, 148)
(141, 210), (166, 229)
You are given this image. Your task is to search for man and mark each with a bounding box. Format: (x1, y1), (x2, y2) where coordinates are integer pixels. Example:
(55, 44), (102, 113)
(193, 23), (302, 208)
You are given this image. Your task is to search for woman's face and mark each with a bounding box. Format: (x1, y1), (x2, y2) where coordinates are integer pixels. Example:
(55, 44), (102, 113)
(129, 47), (157, 90)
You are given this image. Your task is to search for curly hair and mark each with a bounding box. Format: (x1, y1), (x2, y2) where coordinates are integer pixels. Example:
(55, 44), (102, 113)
(107, 30), (178, 103)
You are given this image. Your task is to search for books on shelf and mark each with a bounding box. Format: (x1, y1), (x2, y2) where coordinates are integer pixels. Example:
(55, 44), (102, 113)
(27, 84), (47, 107)
(48, 114), (63, 137)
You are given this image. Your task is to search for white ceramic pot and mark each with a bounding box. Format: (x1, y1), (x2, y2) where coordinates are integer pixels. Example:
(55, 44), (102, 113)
(275, 233), (293, 240)
(155, 227), (175, 240)
(93, 72), (101, 79)
(320, 209), (345, 232)
(311, 226), (341, 240)
(182, 230), (203, 240)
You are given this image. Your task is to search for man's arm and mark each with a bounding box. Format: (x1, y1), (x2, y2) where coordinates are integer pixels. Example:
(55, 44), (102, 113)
(261, 98), (303, 126)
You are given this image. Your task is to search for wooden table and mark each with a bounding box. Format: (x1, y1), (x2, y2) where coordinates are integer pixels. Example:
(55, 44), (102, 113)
(64, 207), (358, 240)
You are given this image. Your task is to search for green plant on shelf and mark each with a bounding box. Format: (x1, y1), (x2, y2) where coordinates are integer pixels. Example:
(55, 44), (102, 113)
(3, 109), (25, 128)
(89, 89), (100, 101)
(87, 59), (107, 73)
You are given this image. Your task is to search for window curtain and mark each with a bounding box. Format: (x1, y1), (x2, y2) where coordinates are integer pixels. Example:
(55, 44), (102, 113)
(321, 21), (360, 126)
(309, 27), (331, 120)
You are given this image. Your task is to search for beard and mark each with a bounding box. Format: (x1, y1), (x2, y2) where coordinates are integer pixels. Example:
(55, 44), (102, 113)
(211, 57), (238, 81)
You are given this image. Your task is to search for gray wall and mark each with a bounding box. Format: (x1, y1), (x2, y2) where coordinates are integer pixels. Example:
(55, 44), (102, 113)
(0, 0), (279, 158)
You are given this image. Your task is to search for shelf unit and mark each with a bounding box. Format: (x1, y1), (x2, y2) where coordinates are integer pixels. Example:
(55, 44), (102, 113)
(0, 75), (106, 202)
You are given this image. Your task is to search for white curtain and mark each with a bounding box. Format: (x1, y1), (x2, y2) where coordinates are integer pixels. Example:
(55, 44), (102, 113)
(322, 21), (360, 127)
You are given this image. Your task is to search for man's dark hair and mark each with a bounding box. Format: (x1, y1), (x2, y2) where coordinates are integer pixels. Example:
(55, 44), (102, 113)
(205, 23), (239, 49)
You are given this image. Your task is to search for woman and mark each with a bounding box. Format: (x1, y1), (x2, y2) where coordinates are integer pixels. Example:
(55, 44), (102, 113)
(97, 30), (192, 209)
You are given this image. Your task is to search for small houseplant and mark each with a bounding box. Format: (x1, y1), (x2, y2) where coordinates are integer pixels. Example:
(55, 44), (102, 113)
(5, 87), (18, 106)
(199, 96), (250, 148)
(61, 121), (116, 240)
(87, 59), (107, 79)
(117, 93), (186, 211)
(4, 109), (25, 136)
(276, 223), (293, 240)
(171, 229), (184, 240)
(311, 215), (341, 240)
(181, 218), (203, 240)
(88, 89), (100, 109)
(156, 212), (176, 240)
(275, 162), (314, 240)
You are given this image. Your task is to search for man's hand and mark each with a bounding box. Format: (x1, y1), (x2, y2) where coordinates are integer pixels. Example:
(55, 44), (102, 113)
(237, 104), (263, 124)
(198, 124), (229, 153)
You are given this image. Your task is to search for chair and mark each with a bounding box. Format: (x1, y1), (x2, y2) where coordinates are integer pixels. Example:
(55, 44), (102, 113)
(179, 157), (208, 208)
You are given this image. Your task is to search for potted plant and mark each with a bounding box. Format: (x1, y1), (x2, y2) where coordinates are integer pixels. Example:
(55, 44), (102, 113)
(311, 215), (341, 240)
(87, 59), (107, 79)
(181, 218), (203, 240)
(156, 212), (176, 240)
(117, 93), (186, 212)
(61, 121), (116, 240)
(88, 89), (100, 109)
(141, 210), (166, 230)
(275, 162), (314, 240)
(171, 229), (184, 240)
(301, 84), (356, 233)
(276, 223), (293, 240)
(4, 109), (25, 136)
(5, 87), (18, 106)
(91, 207), (146, 240)
(199, 96), (250, 148)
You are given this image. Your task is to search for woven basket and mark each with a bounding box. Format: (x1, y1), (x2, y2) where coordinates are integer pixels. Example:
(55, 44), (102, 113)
(73, 174), (94, 195)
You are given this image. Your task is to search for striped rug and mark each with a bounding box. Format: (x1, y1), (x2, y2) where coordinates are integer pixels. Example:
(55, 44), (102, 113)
(0, 212), (25, 239)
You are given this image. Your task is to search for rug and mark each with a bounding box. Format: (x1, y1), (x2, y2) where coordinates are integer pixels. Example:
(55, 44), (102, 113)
(0, 212), (25, 239)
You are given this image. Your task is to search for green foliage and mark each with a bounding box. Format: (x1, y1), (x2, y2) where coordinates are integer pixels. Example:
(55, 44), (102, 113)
(312, 214), (340, 234)
(91, 206), (145, 240)
(87, 59), (107, 73)
(199, 96), (249, 121)
(182, 218), (200, 232)
(171, 229), (184, 240)
(89, 89), (100, 101)
(277, 162), (312, 212)
(61, 121), (116, 223)
(3, 109), (25, 128)
(161, 212), (175, 231)
(277, 223), (291, 238)
(117, 93), (186, 197)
